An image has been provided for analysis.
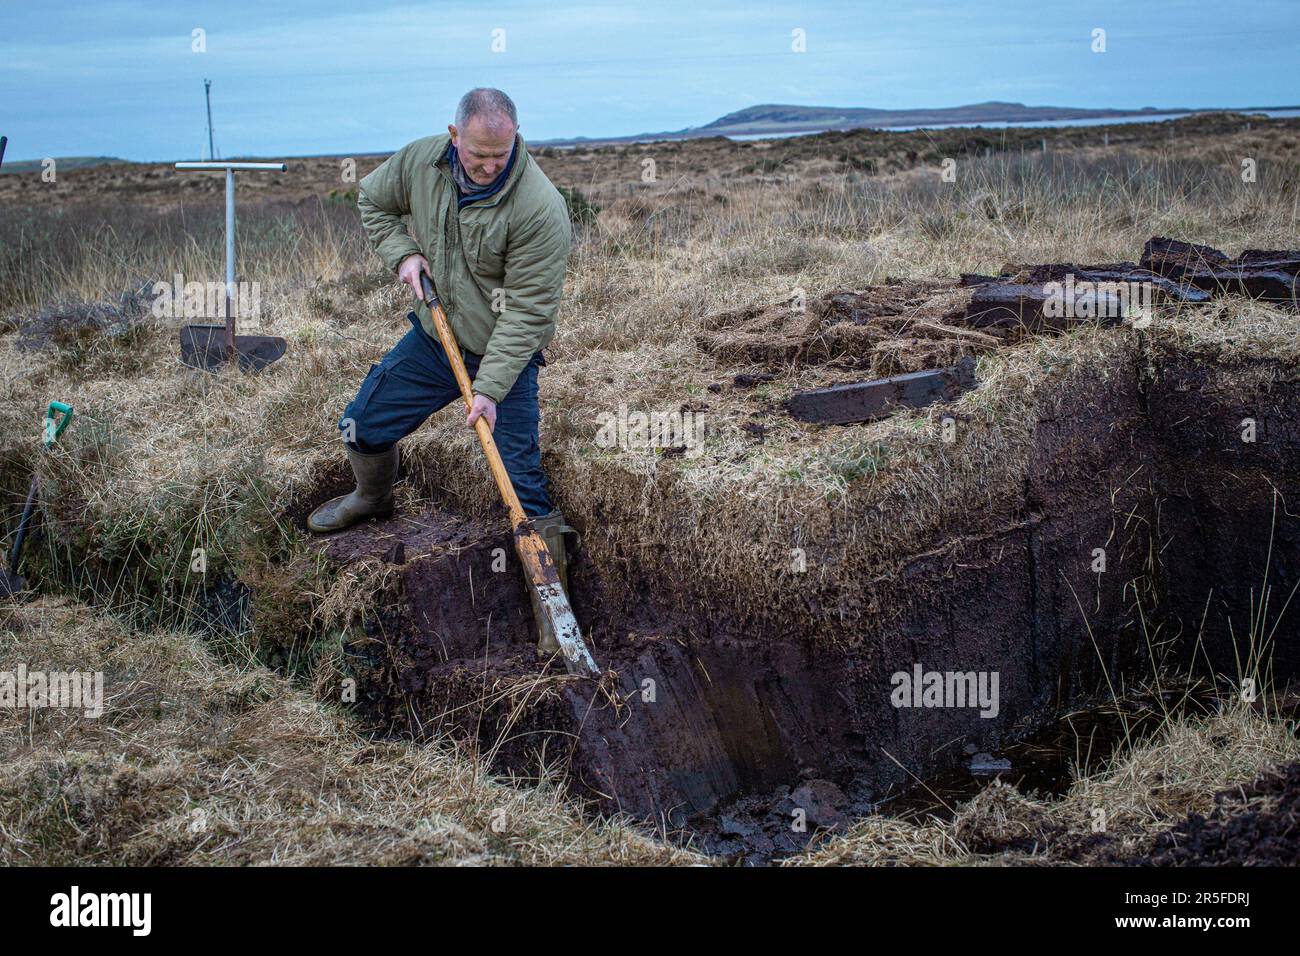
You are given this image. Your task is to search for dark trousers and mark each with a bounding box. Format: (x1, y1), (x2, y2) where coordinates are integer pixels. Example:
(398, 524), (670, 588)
(338, 311), (553, 517)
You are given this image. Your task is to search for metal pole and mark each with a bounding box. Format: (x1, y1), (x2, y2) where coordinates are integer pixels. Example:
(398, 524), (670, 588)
(173, 160), (287, 371)
(172, 162), (287, 352)
(175, 162), (289, 171)
(224, 166), (235, 352)
(204, 79), (215, 161)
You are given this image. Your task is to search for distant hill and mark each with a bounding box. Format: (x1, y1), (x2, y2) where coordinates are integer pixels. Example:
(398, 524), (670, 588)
(5, 102), (1294, 170)
(0, 155), (126, 174)
(699, 101), (1167, 132)
(538, 101), (1293, 147)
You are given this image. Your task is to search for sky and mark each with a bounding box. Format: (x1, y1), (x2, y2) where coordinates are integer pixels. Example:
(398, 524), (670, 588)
(1, 0), (1295, 163)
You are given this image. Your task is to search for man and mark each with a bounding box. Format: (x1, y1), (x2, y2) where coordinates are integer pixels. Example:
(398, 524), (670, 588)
(308, 88), (577, 657)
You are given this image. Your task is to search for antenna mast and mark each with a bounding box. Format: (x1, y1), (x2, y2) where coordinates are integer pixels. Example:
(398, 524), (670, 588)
(204, 79), (216, 160)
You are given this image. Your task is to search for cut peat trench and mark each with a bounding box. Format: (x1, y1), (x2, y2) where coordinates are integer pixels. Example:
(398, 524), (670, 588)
(300, 344), (1300, 862)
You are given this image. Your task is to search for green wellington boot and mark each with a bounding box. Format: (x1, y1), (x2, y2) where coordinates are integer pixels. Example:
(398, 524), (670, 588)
(307, 445), (399, 533)
(528, 510), (579, 657)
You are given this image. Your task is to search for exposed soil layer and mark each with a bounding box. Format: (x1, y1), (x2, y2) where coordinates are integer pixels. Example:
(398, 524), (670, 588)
(301, 337), (1300, 860)
(1134, 759), (1300, 866)
(1149, 353), (1300, 677)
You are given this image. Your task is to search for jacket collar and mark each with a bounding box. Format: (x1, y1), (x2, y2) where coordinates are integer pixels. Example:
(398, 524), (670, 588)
(433, 132), (528, 208)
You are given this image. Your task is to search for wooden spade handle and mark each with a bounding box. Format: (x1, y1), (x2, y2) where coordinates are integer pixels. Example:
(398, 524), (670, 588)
(419, 277), (571, 585)
(417, 273), (597, 675)
(419, 273), (528, 526)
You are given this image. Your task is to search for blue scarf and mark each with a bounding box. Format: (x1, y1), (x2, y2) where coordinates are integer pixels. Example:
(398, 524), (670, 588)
(449, 140), (516, 208)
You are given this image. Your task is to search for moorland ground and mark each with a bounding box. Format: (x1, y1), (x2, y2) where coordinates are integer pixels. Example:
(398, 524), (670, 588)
(2, 111), (1298, 864)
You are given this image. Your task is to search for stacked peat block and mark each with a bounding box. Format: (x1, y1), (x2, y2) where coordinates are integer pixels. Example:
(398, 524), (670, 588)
(1139, 237), (1300, 309)
(779, 237), (1299, 425)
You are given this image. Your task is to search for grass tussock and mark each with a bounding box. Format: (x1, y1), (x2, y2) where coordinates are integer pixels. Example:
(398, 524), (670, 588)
(0, 597), (698, 866)
(788, 696), (1300, 866)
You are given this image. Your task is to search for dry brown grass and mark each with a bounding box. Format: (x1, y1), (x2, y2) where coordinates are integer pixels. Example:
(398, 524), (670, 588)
(789, 699), (1300, 867)
(4, 595), (1294, 867)
(0, 596), (699, 866)
(1, 122), (1298, 866)
(1, 126), (1297, 669)
(7, 595), (1289, 868)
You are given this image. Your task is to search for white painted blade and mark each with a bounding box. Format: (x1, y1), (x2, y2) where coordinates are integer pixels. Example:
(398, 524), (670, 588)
(535, 582), (599, 676)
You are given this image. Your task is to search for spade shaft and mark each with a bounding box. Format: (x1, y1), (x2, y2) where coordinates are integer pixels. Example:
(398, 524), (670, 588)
(7, 475), (38, 578)
(224, 165), (234, 350)
(174, 161), (288, 371)
(3, 401), (72, 597)
(419, 272), (598, 676)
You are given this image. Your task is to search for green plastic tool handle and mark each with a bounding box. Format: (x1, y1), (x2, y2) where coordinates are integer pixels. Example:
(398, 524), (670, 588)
(43, 401), (73, 447)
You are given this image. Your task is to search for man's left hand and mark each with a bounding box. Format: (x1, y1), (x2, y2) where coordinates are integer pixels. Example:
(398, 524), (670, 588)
(466, 394), (497, 432)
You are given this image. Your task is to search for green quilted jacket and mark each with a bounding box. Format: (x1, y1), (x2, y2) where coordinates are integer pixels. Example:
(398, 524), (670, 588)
(357, 132), (572, 402)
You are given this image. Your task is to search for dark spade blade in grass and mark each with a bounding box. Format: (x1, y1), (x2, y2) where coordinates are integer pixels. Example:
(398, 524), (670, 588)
(2, 475), (38, 599)
(180, 324), (287, 373)
(0, 569), (27, 598)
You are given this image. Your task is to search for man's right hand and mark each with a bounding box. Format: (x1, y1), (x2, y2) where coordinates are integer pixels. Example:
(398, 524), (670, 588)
(397, 254), (431, 300)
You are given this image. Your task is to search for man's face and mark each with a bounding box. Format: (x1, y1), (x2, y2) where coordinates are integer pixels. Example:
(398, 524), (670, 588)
(448, 117), (516, 185)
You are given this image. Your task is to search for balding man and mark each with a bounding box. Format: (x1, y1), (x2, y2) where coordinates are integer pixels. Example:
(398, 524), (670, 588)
(309, 88), (576, 657)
